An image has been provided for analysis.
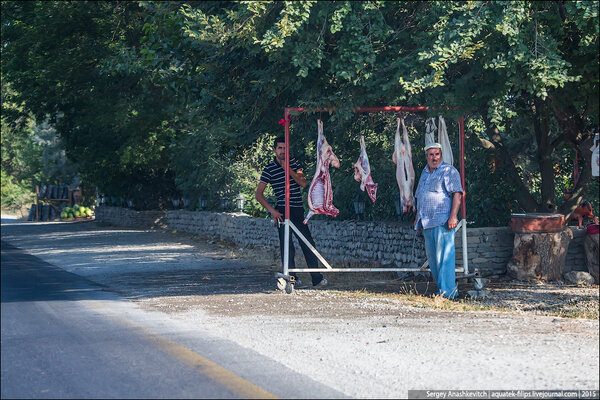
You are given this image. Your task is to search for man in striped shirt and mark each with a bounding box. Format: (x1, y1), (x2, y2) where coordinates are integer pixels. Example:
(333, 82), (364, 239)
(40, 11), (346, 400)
(255, 136), (327, 288)
(414, 143), (463, 299)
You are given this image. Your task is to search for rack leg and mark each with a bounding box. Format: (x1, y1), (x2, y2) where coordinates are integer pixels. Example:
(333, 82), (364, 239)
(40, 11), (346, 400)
(274, 273), (295, 293)
(461, 218), (468, 274)
(36, 185), (39, 222)
(283, 219), (289, 277)
(288, 221), (333, 270)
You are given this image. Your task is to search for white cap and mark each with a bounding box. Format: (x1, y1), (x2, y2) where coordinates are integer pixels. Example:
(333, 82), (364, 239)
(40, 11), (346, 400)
(424, 142), (442, 151)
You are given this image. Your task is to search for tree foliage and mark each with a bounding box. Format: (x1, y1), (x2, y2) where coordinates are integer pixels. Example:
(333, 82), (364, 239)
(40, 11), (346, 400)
(404, 1), (599, 216)
(1, 78), (79, 211)
(2, 1), (598, 224)
(2, 1), (179, 209)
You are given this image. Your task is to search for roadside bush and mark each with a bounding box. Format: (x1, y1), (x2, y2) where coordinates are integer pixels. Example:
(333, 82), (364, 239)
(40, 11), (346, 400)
(1, 170), (35, 213)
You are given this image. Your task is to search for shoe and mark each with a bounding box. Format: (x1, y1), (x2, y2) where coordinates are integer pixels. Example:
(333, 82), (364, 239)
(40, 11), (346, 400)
(294, 279), (304, 287)
(313, 278), (328, 288)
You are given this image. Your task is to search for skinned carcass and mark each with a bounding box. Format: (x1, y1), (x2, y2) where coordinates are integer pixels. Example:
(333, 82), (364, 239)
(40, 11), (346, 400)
(353, 135), (378, 202)
(392, 118), (415, 213)
(304, 119), (340, 224)
(438, 116), (454, 165)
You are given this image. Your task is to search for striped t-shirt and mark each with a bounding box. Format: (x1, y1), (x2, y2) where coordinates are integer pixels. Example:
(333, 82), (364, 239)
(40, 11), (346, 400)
(260, 157), (305, 209)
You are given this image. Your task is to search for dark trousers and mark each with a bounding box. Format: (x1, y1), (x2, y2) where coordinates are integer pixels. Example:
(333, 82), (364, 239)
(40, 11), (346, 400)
(277, 206), (323, 285)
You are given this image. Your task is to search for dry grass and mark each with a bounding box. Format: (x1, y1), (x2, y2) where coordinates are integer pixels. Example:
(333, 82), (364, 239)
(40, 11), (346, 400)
(337, 288), (513, 314)
(335, 284), (599, 320)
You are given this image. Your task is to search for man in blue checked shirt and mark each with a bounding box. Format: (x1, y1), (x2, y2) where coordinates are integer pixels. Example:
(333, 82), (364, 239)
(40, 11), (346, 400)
(414, 143), (463, 299)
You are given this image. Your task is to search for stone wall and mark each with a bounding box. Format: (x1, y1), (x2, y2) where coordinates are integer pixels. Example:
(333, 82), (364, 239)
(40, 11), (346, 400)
(95, 206), (589, 274)
(455, 227), (514, 275)
(565, 228), (587, 273)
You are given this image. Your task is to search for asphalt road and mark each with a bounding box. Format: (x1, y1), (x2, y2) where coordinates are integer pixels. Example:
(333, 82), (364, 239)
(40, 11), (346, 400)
(1, 238), (344, 399)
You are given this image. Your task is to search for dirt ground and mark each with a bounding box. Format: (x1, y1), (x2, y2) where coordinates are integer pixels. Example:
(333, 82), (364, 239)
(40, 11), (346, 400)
(105, 231), (599, 321)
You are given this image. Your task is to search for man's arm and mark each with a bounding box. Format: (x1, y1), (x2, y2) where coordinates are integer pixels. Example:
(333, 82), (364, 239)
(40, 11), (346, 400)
(447, 192), (462, 229)
(289, 168), (308, 188)
(255, 181), (283, 222)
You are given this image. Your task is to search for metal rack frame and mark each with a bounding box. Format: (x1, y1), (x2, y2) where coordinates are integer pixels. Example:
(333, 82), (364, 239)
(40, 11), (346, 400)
(275, 106), (470, 293)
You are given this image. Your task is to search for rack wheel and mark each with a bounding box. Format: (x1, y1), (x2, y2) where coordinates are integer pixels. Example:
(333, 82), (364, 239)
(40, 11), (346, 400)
(285, 281), (294, 294)
(473, 278), (485, 291)
(277, 277), (286, 291)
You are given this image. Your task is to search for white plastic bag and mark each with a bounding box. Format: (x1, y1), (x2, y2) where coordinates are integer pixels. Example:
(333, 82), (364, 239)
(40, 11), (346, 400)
(425, 118), (436, 148)
(438, 116), (454, 166)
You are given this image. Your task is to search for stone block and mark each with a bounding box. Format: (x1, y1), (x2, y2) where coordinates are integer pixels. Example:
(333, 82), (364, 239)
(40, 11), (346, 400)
(584, 233), (599, 283)
(563, 271), (596, 286)
(467, 236), (481, 244)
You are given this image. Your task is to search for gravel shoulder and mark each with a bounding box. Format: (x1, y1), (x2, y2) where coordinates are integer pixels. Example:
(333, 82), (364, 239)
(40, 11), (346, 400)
(1, 218), (598, 398)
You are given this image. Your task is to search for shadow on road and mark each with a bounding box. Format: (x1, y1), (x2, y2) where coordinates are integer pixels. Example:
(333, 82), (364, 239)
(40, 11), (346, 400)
(1, 241), (109, 303)
(1, 219), (285, 301)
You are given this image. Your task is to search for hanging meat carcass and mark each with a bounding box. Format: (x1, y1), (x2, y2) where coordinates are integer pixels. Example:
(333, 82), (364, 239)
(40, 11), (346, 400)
(392, 118), (415, 213)
(304, 119), (340, 224)
(438, 116), (454, 165)
(353, 135), (378, 202)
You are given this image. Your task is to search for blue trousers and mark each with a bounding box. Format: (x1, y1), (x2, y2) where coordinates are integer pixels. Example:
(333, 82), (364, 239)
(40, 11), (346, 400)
(423, 225), (458, 299)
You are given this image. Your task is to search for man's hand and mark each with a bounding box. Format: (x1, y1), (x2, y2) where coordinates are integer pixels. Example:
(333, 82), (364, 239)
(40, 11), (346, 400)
(289, 168), (308, 188)
(271, 209), (283, 223)
(447, 215), (458, 229)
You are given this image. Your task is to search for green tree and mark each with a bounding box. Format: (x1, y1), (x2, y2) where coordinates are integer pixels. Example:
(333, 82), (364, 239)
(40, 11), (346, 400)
(2, 1), (181, 209)
(141, 1), (597, 221)
(2, 1), (597, 223)
(401, 1), (599, 218)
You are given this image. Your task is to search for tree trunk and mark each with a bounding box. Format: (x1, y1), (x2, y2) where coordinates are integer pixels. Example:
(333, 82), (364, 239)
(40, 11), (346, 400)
(507, 229), (573, 282)
(480, 110), (539, 212)
(532, 100), (556, 213)
(549, 97), (595, 220)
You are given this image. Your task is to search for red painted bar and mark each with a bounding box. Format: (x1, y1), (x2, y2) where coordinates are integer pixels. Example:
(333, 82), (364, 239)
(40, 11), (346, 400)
(459, 116), (466, 220)
(286, 106), (458, 113)
(284, 109), (290, 220)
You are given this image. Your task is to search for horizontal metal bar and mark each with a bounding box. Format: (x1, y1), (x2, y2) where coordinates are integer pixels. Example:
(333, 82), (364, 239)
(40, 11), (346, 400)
(285, 106), (458, 114)
(455, 273), (478, 280)
(288, 268), (466, 273)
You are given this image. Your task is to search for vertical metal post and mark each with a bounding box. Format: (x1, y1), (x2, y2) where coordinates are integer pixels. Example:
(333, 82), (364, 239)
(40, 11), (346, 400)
(283, 109), (291, 277)
(36, 185), (39, 222)
(459, 116), (469, 274)
(284, 109), (290, 221)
